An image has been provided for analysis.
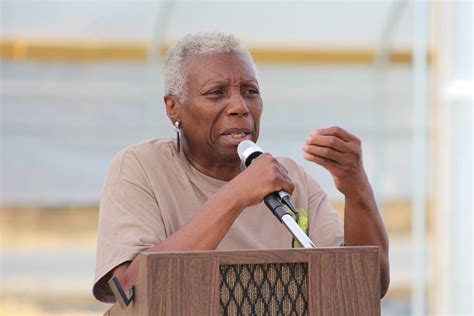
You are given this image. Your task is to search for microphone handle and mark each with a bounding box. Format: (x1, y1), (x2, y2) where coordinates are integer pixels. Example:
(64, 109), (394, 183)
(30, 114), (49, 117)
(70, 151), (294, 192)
(240, 144), (317, 248)
(264, 193), (291, 221)
(244, 151), (298, 214)
(281, 214), (317, 248)
(263, 193), (317, 249)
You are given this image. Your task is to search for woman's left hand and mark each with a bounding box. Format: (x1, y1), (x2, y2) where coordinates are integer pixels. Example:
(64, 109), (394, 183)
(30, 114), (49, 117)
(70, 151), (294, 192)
(302, 126), (370, 200)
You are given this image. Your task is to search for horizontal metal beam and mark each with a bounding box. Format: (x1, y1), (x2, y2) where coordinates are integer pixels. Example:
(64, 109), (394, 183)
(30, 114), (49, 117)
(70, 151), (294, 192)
(0, 40), (430, 65)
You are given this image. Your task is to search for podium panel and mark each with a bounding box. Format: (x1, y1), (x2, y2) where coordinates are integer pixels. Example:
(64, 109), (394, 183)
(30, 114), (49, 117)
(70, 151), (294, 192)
(105, 247), (380, 316)
(220, 262), (308, 314)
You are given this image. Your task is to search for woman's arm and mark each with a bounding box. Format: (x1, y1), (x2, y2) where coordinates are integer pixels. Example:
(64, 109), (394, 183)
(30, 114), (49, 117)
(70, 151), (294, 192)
(112, 153), (295, 293)
(303, 126), (390, 298)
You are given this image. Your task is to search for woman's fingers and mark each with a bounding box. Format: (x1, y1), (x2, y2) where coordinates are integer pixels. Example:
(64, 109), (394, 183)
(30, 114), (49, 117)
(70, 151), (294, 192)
(304, 127), (362, 164)
(306, 133), (348, 153)
(302, 151), (338, 173)
(314, 126), (360, 143)
(303, 143), (345, 163)
(234, 153), (295, 207)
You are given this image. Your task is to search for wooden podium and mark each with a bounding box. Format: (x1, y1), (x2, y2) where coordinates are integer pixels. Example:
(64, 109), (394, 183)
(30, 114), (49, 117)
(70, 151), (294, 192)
(104, 247), (380, 315)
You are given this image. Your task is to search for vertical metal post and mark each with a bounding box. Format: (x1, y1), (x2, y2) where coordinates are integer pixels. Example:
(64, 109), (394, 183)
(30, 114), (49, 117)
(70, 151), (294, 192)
(411, 1), (429, 315)
(143, 0), (176, 139)
(433, 1), (473, 313)
(373, 0), (407, 212)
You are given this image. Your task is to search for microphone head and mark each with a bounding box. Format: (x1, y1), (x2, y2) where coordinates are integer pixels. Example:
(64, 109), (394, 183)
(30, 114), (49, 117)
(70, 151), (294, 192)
(237, 140), (263, 166)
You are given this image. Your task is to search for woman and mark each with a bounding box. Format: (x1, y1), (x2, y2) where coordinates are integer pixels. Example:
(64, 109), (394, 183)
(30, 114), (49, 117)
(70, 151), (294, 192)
(93, 32), (389, 303)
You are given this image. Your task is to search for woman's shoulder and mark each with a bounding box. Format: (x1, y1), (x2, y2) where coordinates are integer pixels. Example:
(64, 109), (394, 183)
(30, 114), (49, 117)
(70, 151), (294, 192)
(276, 156), (305, 175)
(276, 156), (323, 191)
(113, 138), (176, 162)
(124, 137), (176, 156)
(104, 138), (177, 184)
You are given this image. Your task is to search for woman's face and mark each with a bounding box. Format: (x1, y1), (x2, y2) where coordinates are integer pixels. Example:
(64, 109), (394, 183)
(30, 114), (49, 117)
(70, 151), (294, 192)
(177, 52), (263, 165)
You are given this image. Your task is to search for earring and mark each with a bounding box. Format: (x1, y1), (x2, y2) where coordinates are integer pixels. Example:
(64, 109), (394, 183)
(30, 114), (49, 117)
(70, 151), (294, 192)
(174, 121), (181, 153)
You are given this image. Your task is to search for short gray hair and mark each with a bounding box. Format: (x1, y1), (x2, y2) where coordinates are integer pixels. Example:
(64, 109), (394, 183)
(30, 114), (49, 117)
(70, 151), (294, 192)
(162, 32), (256, 102)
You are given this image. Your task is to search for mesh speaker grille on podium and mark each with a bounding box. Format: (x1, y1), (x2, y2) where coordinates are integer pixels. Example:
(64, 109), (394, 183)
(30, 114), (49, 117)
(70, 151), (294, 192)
(219, 263), (308, 315)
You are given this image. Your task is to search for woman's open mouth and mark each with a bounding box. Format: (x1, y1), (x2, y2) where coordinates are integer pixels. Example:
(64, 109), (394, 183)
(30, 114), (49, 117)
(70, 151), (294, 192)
(227, 131), (249, 139)
(220, 129), (253, 144)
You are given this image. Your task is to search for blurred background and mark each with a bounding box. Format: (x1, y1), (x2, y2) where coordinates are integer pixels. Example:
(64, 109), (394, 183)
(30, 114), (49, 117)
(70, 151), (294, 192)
(1, 0), (472, 315)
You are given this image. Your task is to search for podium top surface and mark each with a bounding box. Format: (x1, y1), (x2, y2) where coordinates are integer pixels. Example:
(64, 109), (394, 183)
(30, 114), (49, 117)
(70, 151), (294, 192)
(138, 246), (379, 264)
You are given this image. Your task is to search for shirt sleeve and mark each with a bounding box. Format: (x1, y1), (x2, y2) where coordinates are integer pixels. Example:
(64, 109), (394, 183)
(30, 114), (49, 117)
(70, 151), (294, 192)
(306, 174), (344, 247)
(92, 150), (167, 303)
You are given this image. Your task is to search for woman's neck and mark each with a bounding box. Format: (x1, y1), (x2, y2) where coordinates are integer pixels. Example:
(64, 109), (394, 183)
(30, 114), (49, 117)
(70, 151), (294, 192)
(182, 147), (243, 182)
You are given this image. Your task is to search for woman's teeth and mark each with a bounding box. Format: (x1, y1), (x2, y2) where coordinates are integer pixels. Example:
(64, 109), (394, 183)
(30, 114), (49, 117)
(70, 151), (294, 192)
(229, 132), (247, 138)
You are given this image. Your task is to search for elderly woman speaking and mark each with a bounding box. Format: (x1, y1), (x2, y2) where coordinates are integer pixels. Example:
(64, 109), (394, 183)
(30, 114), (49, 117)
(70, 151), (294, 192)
(93, 32), (389, 302)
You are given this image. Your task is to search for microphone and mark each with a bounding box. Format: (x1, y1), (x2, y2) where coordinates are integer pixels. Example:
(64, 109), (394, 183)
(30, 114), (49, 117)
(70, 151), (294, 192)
(237, 141), (297, 213)
(237, 140), (316, 248)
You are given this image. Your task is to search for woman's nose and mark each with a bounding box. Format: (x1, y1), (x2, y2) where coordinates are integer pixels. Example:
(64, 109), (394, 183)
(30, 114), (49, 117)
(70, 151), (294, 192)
(226, 91), (249, 117)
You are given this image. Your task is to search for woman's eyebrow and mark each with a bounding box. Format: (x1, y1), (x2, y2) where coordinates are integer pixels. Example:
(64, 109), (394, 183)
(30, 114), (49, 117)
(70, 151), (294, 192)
(240, 79), (259, 88)
(242, 79), (258, 84)
(200, 78), (258, 89)
(201, 79), (228, 87)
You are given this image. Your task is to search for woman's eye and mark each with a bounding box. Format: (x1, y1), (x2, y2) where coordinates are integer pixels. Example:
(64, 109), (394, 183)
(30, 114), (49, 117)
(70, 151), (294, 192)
(245, 88), (259, 95)
(206, 89), (224, 96)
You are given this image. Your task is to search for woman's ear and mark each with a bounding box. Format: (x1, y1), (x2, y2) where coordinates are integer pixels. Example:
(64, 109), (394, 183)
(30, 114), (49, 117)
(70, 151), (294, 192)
(164, 95), (180, 124)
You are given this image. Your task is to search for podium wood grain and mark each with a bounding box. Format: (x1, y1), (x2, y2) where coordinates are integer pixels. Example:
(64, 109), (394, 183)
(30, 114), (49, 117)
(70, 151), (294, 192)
(104, 247), (380, 316)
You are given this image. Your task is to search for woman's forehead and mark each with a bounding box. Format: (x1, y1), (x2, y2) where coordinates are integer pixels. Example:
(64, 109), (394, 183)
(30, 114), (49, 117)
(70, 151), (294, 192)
(185, 52), (257, 83)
